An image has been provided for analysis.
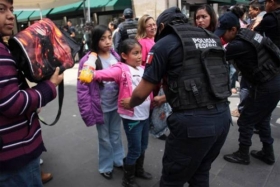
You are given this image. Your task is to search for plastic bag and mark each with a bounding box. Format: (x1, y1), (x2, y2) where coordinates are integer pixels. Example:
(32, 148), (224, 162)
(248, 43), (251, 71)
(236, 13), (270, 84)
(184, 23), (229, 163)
(150, 88), (171, 138)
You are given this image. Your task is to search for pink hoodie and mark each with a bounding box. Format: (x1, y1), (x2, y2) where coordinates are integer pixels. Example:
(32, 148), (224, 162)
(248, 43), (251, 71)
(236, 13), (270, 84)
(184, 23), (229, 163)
(94, 62), (153, 117)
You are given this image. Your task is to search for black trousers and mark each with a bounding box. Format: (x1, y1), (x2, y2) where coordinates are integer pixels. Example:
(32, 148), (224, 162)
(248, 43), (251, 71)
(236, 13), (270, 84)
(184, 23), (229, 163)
(160, 103), (231, 187)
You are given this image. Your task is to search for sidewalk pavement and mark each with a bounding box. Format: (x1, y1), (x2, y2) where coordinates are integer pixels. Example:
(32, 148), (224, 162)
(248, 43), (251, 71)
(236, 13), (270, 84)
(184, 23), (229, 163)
(39, 64), (280, 187)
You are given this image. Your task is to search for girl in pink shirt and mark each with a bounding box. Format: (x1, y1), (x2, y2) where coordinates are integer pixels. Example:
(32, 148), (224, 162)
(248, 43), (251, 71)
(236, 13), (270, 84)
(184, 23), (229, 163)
(92, 39), (153, 187)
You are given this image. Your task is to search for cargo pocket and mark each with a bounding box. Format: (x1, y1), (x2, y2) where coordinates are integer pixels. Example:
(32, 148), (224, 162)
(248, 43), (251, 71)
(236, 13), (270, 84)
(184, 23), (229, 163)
(163, 156), (192, 180)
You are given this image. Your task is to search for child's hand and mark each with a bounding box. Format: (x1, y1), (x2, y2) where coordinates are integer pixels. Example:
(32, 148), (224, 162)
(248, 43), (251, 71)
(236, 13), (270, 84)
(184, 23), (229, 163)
(121, 98), (132, 109)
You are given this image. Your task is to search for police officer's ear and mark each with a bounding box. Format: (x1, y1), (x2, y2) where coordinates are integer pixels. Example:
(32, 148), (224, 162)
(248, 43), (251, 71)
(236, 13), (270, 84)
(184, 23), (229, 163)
(158, 23), (165, 34)
(228, 26), (239, 40)
(231, 27), (239, 34)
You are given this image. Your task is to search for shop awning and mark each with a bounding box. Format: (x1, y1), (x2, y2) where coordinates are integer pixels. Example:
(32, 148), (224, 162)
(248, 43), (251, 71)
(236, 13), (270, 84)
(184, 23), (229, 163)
(208, 0), (231, 3)
(29, 9), (52, 20)
(14, 9), (52, 22)
(49, 1), (83, 15)
(234, 0), (250, 3)
(16, 10), (35, 22)
(78, 0), (132, 11)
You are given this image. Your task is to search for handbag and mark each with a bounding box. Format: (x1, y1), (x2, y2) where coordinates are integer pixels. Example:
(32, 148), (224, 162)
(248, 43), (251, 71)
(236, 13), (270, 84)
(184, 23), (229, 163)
(8, 18), (80, 126)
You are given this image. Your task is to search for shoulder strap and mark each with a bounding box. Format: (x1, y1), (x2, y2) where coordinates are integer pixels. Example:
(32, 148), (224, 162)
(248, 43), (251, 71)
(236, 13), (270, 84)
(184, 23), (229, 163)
(39, 80), (64, 126)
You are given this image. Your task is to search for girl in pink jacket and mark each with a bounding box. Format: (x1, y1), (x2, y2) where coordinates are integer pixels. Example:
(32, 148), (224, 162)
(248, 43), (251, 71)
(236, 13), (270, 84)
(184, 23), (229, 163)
(93, 39), (153, 187)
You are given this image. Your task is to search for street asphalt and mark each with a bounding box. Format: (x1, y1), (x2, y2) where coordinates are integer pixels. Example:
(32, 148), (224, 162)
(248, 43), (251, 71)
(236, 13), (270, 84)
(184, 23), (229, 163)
(39, 64), (280, 187)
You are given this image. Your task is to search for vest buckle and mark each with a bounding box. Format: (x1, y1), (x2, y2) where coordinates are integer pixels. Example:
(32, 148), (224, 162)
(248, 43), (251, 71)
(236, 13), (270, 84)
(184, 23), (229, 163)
(190, 80), (202, 104)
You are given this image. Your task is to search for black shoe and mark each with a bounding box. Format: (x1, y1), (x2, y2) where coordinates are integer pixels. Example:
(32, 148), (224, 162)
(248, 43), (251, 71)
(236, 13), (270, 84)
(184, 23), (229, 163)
(251, 150), (275, 165)
(158, 134), (167, 140)
(101, 172), (112, 179)
(224, 151), (250, 165)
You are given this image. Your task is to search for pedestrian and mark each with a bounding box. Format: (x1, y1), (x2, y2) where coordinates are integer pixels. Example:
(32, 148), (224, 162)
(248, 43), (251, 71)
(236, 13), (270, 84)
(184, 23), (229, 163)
(136, 14), (168, 141)
(136, 14), (157, 65)
(67, 20), (76, 39)
(108, 21), (117, 33)
(113, 8), (138, 53)
(91, 38), (153, 187)
(77, 25), (124, 179)
(248, 0), (266, 30)
(254, 0), (280, 49)
(121, 7), (232, 187)
(215, 12), (280, 165)
(194, 4), (217, 32)
(0, 0), (64, 186)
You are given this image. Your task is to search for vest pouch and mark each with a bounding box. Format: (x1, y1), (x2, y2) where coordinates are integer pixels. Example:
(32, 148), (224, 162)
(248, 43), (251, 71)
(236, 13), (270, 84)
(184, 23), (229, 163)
(262, 37), (280, 66)
(183, 79), (203, 104)
(201, 48), (231, 99)
(253, 61), (280, 83)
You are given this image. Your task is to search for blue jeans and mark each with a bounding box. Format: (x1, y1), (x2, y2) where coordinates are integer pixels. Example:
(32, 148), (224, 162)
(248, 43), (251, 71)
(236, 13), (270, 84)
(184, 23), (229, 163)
(238, 75), (280, 146)
(160, 102), (231, 187)
(96, 109), (124, 173)
(229, 64), (238, 89)
(122, 118), (149, 165)
(0, 156), (42, 187)
(238, 76), (250, 112)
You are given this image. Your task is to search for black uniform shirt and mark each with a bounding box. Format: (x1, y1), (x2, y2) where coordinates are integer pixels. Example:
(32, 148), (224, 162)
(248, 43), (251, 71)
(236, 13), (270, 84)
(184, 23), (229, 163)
(254, 8), (280, 48)
(142, 33), (183, 85)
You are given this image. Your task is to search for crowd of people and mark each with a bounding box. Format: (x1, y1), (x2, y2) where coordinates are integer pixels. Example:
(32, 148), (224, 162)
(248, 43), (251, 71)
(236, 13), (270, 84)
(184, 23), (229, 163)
(1, 0), (280, 187)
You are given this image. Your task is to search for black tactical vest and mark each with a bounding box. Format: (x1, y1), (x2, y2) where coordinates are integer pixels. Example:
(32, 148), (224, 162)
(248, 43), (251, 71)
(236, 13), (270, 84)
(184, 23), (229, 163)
(165, 23), (231, 111)
(120, 20), (138, 40)
(236, 29), (280, 84)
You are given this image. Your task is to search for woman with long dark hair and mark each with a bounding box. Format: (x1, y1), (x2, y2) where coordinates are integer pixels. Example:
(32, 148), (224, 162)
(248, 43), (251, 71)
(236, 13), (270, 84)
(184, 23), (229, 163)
(77, 25), (124, 179)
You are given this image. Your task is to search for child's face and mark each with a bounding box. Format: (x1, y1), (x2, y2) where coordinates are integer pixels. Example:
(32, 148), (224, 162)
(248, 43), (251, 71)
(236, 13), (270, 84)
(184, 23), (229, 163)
(122, 44), (142, 68)
(98, 30), (112, 53)
(0, 0), (14, 36)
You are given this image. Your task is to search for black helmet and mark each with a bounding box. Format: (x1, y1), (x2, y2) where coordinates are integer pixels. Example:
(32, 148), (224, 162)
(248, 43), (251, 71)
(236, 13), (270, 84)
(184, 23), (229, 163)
(123, 8), (133, 19)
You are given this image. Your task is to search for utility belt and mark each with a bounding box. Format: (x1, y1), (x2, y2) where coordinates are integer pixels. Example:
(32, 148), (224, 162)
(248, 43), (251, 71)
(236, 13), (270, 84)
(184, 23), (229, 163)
(172, 102), (229, 114)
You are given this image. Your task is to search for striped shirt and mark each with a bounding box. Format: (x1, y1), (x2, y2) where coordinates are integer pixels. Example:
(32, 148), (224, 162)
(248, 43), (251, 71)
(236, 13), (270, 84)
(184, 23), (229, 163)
(0, 41), (57, 171)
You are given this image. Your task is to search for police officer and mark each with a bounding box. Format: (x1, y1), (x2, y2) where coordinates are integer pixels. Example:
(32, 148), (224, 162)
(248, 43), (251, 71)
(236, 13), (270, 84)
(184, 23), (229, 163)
(254, 0), (280, 48)
(113, 8), (138, 53)
(215, 12), (280, 165)
(121, 7), (231, 187)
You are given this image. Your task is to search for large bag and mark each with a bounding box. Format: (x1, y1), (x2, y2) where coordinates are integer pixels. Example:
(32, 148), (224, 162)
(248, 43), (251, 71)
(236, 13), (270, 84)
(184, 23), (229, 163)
(9, 18), (79, 82)
(150, 88), (171, 138)
(8, 18), (80, 126)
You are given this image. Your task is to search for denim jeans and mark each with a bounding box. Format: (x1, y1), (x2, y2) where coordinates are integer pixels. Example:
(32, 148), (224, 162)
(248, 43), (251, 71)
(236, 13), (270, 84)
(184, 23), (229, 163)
(160, 102), (231, 187)
(96, 109), (124, 173)
(0, 156), (42, 187)
(238, 75), (280, 147)
(229, 64), (238, 89)
(122, 118), (150, 165)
